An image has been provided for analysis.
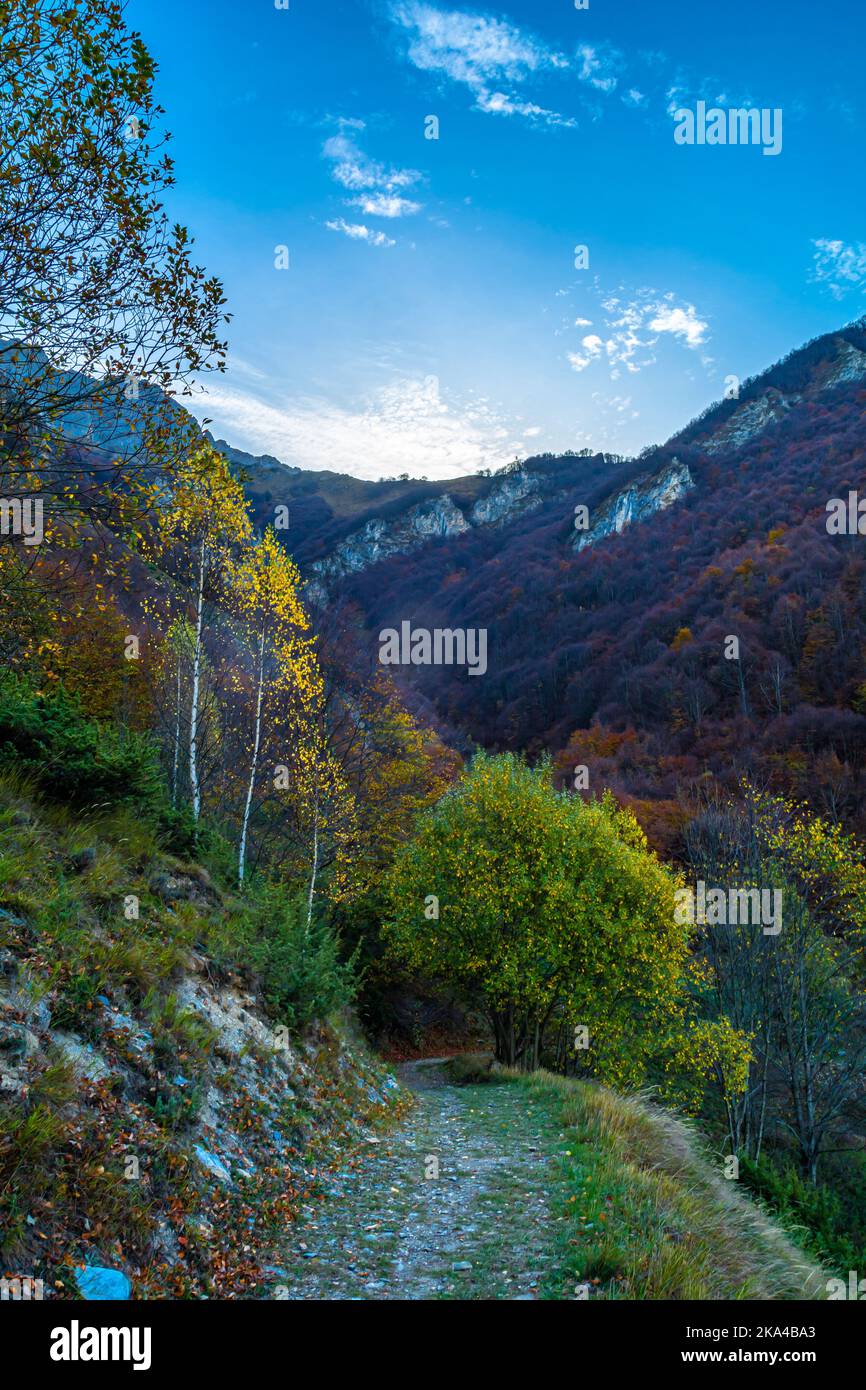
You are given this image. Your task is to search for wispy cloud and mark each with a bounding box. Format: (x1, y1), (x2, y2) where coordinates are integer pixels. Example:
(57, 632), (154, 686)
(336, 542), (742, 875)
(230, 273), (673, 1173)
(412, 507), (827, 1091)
(326, 218), (396, 247)
(322, 124), (423, 244)
(575, 43), (620, 93)
(350, 192), (422, 217)
(389, 3), (783, 147)
(322, 127), (421, 193)
(389, 2), (581, 128)
(567, 289), (709, 376)
(192, 375), (521, 481)
(811, 238), (866, 298)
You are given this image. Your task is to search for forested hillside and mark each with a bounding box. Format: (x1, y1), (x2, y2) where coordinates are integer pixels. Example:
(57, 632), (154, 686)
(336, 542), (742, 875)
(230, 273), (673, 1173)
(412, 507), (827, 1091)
(2, 0), (865, 1317)
(329, 325), (866, 850)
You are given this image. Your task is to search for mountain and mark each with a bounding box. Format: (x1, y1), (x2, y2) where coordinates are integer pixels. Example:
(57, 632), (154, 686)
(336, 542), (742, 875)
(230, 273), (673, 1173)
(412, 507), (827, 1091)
(28, 319), (866, 848)
(234, 318), (865, 850)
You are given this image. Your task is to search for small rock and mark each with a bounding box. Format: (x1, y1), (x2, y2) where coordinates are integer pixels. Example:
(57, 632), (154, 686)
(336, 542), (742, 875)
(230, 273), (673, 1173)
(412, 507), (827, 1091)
(0, 1025), (38, 1061)
(0, 949), (18, 980)
(194, 1145), (233, 1185)
(74, 1265), (132, 1300)
(452, 1261), (473, 1272)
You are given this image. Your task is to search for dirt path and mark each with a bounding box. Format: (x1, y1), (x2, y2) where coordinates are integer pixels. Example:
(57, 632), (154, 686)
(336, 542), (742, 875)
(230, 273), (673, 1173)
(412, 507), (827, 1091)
(275, 1061), (568, 1300)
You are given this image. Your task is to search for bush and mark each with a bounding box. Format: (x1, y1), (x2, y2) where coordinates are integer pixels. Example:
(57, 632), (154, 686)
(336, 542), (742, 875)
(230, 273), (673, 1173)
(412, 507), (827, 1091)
(738, 1153), (865, 1273)
(208, 889), (357, 1032)
(0, 675), (163, 811)
(383, 752), (745, 1089)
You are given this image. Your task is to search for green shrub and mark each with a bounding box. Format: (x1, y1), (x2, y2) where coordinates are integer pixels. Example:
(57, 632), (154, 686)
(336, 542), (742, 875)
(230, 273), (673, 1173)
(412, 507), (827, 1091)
(0, 675), (163, 811)
(444, 1053), (507, 1085)
(738, 1153), (864, 1273)
(207, 889), (357, 1031)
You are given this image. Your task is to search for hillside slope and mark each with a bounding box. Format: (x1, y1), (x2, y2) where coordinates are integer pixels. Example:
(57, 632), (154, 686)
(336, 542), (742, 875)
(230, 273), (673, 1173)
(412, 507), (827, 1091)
(0, 779), (404, 1300)
(318, 320), (866, 845)
(0, 778), (831, 1302)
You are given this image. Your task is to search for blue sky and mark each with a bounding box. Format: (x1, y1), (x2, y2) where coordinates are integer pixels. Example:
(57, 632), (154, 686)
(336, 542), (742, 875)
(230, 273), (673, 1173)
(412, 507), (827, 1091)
(130, 0), (866, 480)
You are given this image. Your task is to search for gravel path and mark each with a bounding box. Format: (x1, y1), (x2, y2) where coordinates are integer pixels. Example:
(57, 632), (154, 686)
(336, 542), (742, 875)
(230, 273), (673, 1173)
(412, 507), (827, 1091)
(275, 1061), (565, 1300)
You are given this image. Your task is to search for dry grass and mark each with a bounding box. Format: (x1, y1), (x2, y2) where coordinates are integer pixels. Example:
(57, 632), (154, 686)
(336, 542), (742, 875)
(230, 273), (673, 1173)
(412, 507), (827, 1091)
(522, 1071), (829, 1301)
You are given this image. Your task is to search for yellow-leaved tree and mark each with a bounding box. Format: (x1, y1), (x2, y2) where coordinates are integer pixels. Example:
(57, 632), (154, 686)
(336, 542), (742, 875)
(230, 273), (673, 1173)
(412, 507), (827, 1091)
(385, 751), (751, 1094)
(227, 527), (320, 887)
(148, 442), (251, 823)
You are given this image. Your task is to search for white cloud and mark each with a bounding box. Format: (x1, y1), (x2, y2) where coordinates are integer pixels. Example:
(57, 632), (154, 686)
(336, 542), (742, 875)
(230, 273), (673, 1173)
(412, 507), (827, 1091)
(322, 130), (420, 193)
(523, 425), (541, 437)
(326, 218), (396, 247)
(575, 43), (620, 93)
(191, 376), (521, 481)
(811, 238), (866, 298)
(647, 303), (708, 348)
(350, 192), (422, 218)
(391, 1), (564, 85)
(567, 288), (709, 377)
(475, 88), (576, 127)
(390, 2), (577, 127)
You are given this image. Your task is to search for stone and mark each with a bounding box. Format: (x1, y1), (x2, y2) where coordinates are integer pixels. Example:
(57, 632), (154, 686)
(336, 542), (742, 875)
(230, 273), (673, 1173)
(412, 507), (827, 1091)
(194, 1145), (232, 1185)
(0, 948), (18, 980)
(573, 458), (694, 553)
(74, 1265), (132, 1300)
(0, 1025), (38, 1061)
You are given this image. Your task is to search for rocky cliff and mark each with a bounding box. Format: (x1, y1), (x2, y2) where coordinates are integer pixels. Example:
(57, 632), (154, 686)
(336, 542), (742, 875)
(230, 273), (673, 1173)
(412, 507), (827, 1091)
(573, 457), (695, 552)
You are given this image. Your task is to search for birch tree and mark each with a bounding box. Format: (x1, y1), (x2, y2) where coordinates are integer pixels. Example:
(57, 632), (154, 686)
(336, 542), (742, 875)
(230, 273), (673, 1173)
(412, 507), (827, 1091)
(227, 528), (315, 886)
(150, 442), (251, 824)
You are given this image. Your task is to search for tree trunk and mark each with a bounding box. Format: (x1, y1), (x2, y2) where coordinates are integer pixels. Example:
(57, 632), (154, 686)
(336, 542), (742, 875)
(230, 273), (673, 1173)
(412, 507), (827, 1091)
(306, 792), (319, 934)
(189, 546), (205, 823)
(238, 628), (265, 887)
(171, 645), (181, 807)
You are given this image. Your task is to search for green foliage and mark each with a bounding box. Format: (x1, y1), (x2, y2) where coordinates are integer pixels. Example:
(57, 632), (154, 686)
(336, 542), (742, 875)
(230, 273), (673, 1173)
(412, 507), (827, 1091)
(207, 889), (357, 1032)
(384, 752), (747, 1092)
(738, 1153), (866, 1274)
(0, 675), (163, 811)
(146, 991), (219, 1068)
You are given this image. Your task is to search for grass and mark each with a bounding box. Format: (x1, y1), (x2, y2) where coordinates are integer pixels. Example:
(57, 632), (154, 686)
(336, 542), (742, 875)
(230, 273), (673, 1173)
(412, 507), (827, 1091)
(519, 1072), (829, 1300)
(0, 773), (394, 1297)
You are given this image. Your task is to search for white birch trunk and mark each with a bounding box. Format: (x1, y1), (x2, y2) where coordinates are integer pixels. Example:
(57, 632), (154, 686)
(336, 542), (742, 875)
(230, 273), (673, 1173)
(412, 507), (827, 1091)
(238, 628), (266, 887)
(306, 790), (319, 934)
(189, 546), (205, 822)
(171, 646), (181, 807)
